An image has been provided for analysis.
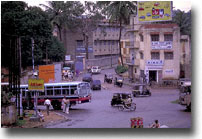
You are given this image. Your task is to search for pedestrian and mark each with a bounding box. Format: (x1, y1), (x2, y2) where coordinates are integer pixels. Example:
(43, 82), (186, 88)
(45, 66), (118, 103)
(37, 109), (44, 122)
(44, 98), (51, 116)
(62, 96), (67, 113)
(150, 120), (160, 128)
(62, 96), (70, 114)
(65, 98), (70, 114)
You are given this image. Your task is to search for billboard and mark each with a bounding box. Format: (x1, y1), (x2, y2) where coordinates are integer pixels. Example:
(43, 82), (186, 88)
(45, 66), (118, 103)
(39, 64), (62, 83)
(138, 1), (172, 22)
(28, 79), (44, 92)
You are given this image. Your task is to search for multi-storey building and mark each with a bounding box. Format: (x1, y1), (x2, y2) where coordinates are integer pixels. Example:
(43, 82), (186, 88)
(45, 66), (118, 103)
(121, 16), (181, 84)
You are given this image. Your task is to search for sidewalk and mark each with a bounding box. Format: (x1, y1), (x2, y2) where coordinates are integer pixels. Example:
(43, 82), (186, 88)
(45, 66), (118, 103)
(2, 108), (68, 128)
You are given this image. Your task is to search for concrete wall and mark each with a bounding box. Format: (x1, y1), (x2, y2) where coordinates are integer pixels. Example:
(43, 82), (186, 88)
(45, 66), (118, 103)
(86, 56), (118, 69)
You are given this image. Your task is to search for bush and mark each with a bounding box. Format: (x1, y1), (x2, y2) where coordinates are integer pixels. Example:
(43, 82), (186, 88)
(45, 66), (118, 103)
(115, 65), (128, 74)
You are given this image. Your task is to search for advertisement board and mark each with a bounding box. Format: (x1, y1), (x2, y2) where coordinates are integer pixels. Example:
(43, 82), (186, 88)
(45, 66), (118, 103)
(151, 41), (172, 49)
(138, 1), (172, 22)
(39, 64), (62, 83)
(28, 79), (44, 92)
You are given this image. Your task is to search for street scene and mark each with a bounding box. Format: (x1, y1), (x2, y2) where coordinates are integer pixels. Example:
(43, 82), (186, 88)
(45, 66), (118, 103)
(1, 1), (191, 129)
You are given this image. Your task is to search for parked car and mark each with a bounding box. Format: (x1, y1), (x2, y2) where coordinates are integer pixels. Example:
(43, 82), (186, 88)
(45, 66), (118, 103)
(104, 74), (113, 84)
(91, 80), (101, 90)
(91, 66), (101, 74)
(82, 73), (92, 82)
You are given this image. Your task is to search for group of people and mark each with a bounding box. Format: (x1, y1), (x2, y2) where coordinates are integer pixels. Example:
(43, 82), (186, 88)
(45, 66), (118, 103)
(36, 96), (70, 122)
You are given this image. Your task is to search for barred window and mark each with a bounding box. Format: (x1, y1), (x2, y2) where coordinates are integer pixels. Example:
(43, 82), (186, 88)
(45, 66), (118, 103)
(151, 34), (159, 41)
(164, 52), (173, 60)
(164, 34), (173, 41)
(140, 52), (144, 59)
(151, 52), (160, 59)
(94, 40), (97, 46)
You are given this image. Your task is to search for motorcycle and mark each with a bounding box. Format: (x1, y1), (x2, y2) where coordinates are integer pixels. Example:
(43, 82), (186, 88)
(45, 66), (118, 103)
(114, 77), (123, 87)
(118, 102), (136, 111)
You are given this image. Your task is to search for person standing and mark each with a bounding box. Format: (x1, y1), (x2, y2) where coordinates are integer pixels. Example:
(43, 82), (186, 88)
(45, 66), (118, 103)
(62, 96), (67, 113)
(44, 98), (51, 116)
(65, 98), (70, 114)
(62, 96), (70, 114)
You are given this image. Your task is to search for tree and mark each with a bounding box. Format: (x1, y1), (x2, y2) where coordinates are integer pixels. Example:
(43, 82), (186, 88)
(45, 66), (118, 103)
(172, 10), (191, 37)
(97, 1), (137, 65)
(1, 1), (65, 68)
(40, 1), (84, 41)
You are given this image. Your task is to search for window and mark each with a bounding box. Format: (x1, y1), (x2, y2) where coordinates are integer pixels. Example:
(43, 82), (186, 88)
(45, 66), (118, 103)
(151, 34), (159, 41)
(99, 40), (102, 45)
(140, 34), (144, 42)
(151, 52), (160, 59)
(104, 40), (106, 45)
(77, 40), (83, 47)
(112, 40), (114, 45)
(94, 40), (97, 46)
(164, 52), (173, 60)
(140, 52), (144, 59)
(164, 34), (173, 41)
(108, 40), (111, 45)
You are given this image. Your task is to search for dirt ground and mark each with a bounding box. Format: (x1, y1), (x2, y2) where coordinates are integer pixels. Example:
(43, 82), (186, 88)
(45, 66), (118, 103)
(2, 110), (68, 128)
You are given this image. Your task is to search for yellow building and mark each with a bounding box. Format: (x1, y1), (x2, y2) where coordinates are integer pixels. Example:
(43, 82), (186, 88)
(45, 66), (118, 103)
(121, 17), (181, 84)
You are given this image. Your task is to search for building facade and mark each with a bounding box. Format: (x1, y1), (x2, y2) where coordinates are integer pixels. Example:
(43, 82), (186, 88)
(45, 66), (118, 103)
(121, 17), (181, 84)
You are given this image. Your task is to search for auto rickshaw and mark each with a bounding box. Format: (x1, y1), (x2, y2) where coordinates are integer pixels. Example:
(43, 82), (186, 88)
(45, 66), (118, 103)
(132, 83), (151, 97)
(111, 93), (136, 111)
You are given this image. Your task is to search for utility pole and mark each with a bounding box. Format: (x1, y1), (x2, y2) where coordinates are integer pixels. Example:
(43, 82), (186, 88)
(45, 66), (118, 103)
(31, 38), (35, 74)
(31, 38), (37, 116)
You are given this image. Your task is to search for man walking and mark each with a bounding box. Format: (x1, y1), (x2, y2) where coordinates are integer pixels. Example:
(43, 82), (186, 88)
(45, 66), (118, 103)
(44, 98), (51, 115)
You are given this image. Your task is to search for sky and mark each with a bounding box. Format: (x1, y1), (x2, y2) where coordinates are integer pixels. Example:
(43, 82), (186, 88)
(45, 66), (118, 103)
(25, 0), (191, 12)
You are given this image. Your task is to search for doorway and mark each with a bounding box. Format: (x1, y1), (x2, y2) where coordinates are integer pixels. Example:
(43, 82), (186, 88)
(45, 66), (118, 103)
(149, 70), (157, 82)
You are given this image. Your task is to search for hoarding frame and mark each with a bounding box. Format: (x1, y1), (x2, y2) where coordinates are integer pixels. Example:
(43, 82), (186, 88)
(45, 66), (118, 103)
(137, 1), (173, 23)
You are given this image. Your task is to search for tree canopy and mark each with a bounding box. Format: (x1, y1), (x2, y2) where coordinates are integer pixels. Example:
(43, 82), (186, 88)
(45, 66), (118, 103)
(1, 1), (65, 68)
(172, 10), (191, 37)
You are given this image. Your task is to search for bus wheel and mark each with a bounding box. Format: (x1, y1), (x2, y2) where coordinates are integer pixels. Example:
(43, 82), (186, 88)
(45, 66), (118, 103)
(52, 100), (61, 110)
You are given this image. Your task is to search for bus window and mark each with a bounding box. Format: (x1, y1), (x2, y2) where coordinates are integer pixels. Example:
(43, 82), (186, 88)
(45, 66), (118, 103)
(55, 89), (61, 96)
(70, 85), (77, 95)
(54, 86), (62, 96)
(39, 92), (45, 96)
(62, 88), (69, 95)
(47, 90), (53, 96)
(47, 86), (53, 96)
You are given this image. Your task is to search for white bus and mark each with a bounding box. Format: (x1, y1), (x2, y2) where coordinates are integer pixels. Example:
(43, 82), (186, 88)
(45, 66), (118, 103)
(1, 81), (91, 110)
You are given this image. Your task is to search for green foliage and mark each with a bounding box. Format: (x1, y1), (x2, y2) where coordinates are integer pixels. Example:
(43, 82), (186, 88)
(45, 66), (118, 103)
(115, 65), (128, 74)
(48, 36), (65, 62)
(172, 10), (191, 36)
(1, 1), (65, 68)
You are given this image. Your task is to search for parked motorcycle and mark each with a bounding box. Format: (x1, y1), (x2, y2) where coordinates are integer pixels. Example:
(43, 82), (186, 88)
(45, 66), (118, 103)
(114, 77), (123, 87)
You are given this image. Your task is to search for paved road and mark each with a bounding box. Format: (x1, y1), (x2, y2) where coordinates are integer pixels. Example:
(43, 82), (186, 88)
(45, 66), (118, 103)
(46, 68), (191, 128)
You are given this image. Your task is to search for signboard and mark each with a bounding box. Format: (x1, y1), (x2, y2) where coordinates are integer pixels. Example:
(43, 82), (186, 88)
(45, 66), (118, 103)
(146, 60), (164, 66)
(76, 47), (93, 53)
(39, 64), (62, 83)
(138, 1), (172, 22)
(151, 41), (172, 49)
(28, 79), (44, 92)
(165, 69), (174, 74)
(65, 55), (71, 61)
